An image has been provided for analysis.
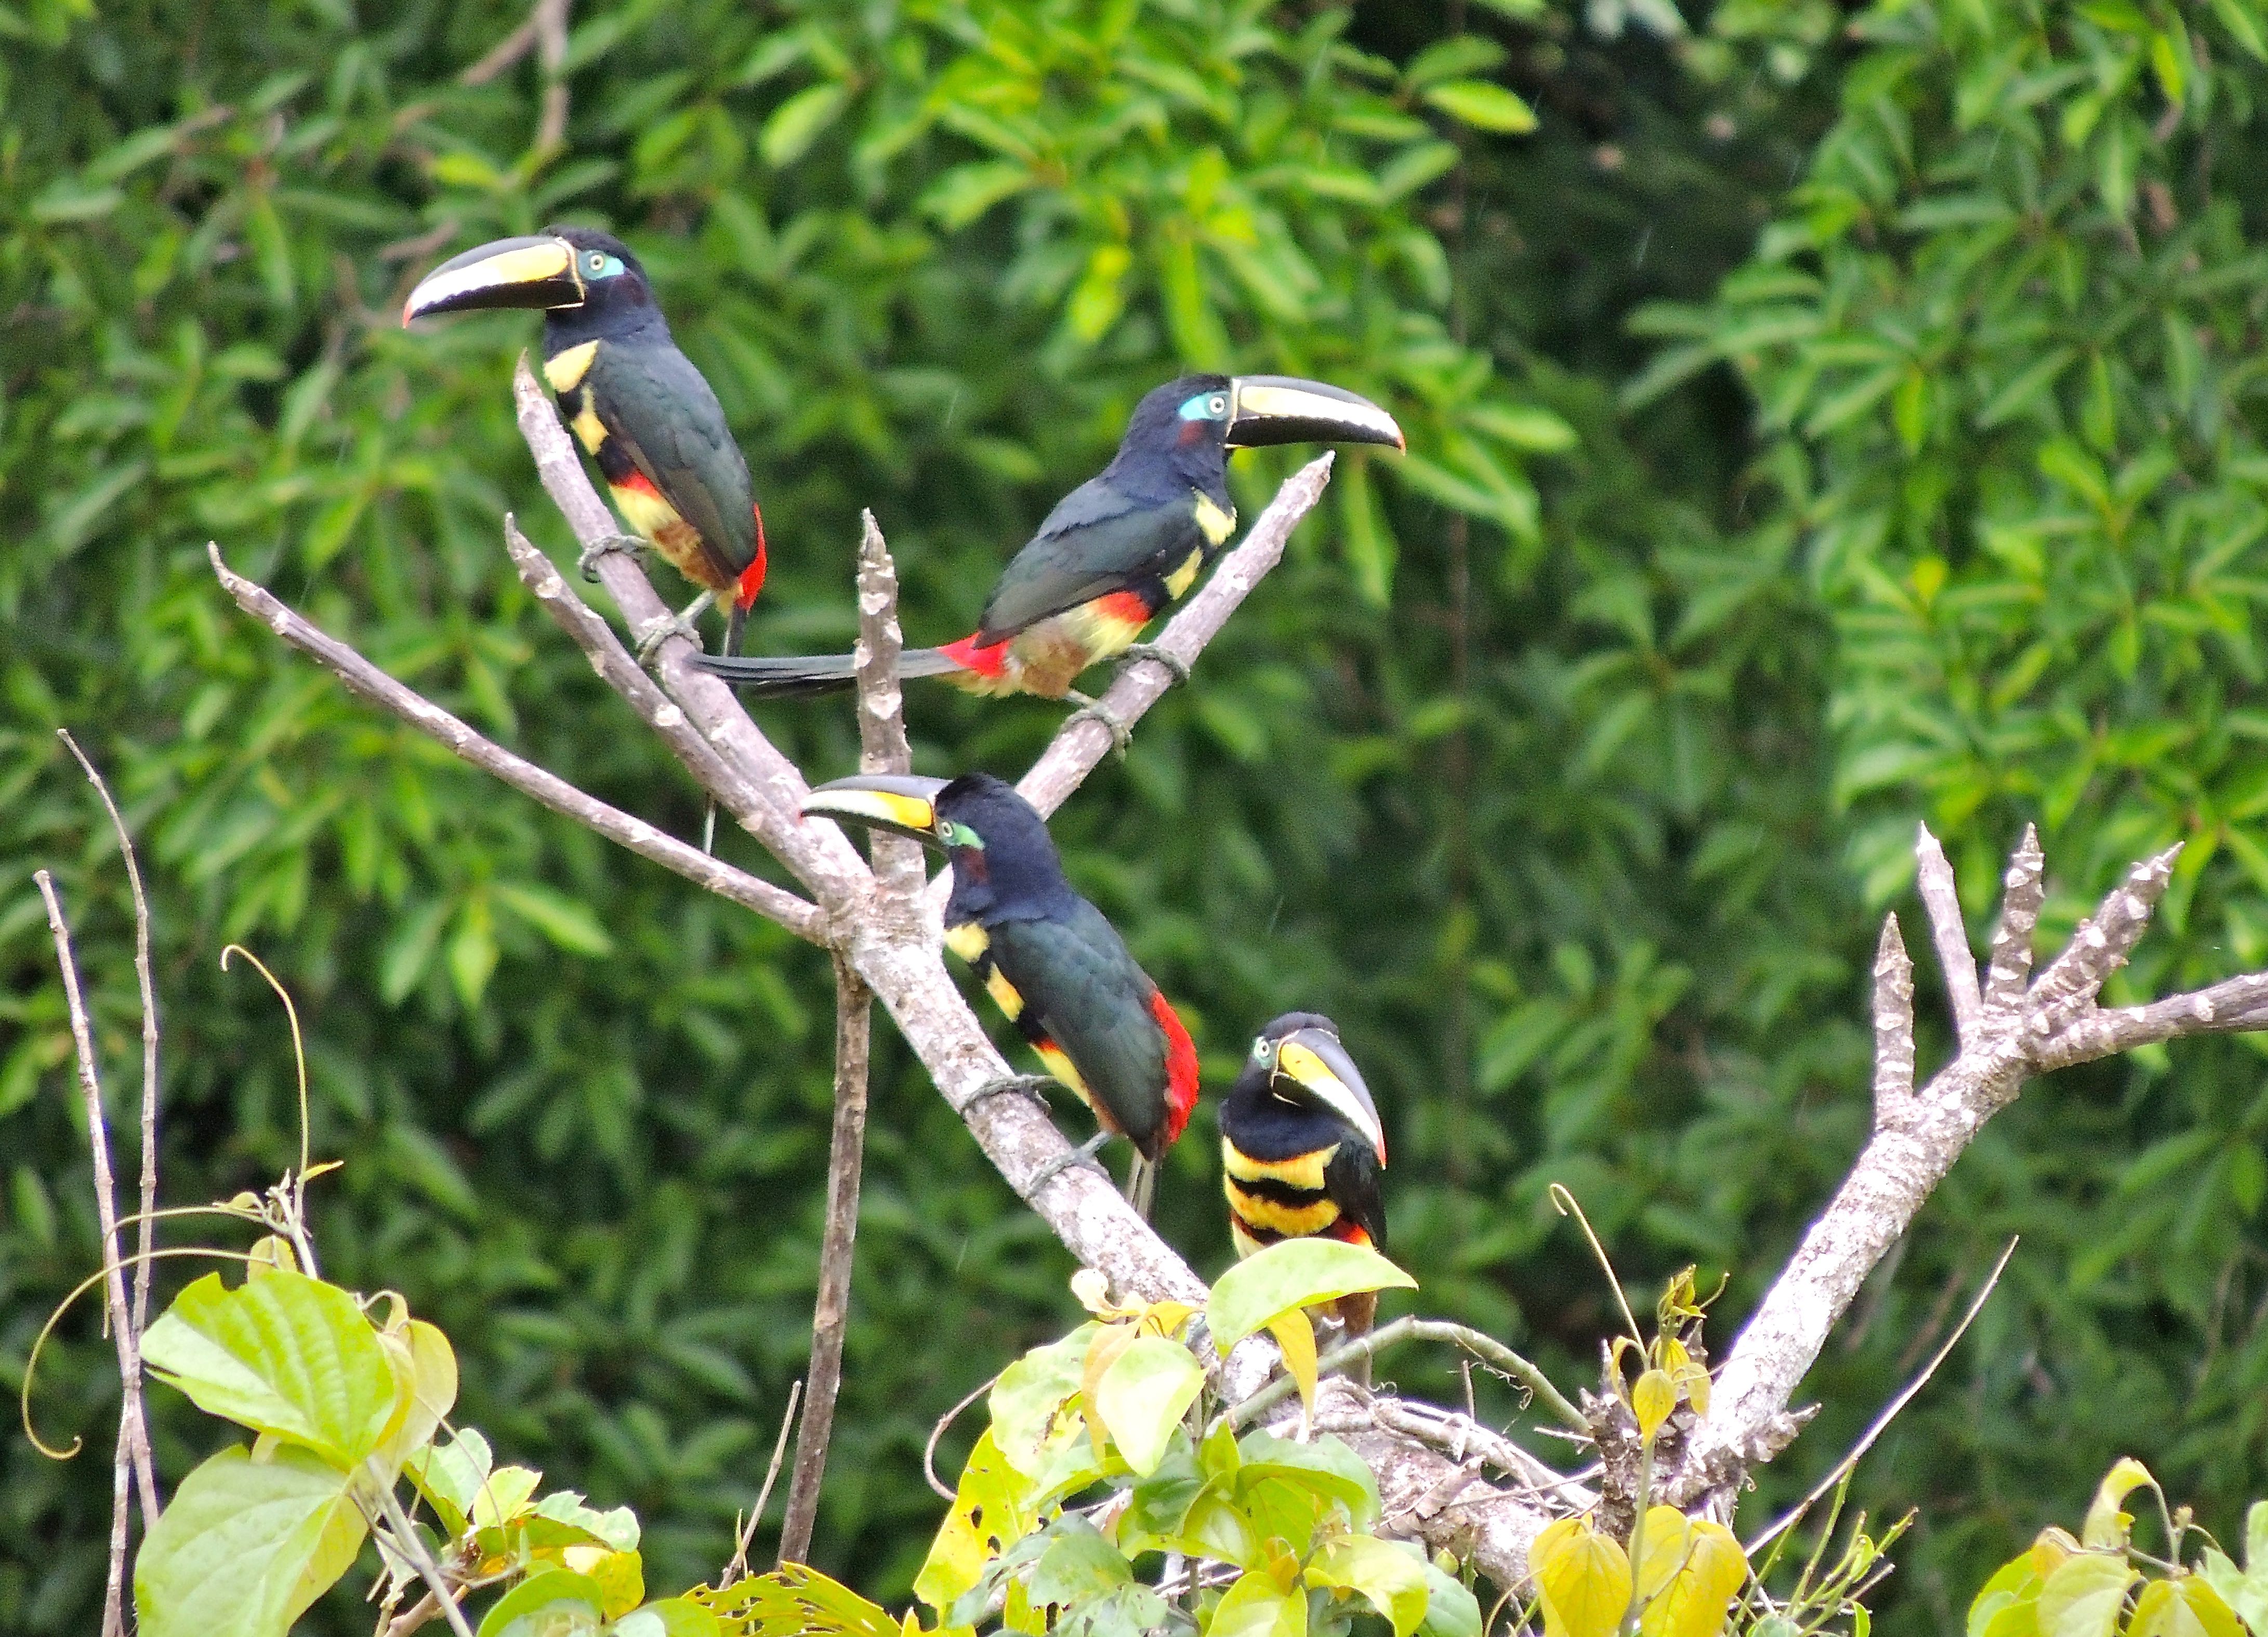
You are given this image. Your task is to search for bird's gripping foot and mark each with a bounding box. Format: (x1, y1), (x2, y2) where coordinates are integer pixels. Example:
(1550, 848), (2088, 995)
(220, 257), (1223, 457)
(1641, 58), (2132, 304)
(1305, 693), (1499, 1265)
(1065, 692), (1132, 759)
(1119, 643), (1192, 687)
(961, 1074), (1058, 1115)
(634, 590), (717, 664)
(577, 533), (647, 583)
(1022, 1131), (1111, 1198)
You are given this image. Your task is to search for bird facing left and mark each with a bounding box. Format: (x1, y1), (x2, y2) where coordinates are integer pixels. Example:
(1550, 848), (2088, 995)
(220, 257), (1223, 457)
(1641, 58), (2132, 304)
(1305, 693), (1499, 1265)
(403, 225), (769, 658)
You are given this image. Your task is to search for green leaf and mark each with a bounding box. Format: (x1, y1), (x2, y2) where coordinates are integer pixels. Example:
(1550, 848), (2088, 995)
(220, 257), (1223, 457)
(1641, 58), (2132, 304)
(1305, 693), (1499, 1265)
(1969, 1554), (2045, 1637)
(1207, 1239), (1416, 1350)
(2036, 1554), (2137, 1637)
(1532, 1516), (1632, 1637)
(1027, 1518), (1134, 1605)
(1420, 1561), (1484, 1637)
(2081, 1457), (2153, 1549)
(476, 1568), (608, 1637)
(2210, 0), (2268, 60)
(915, 1427), (1038, 1612)
(372, 1318), (457, 1481)
(1209, 1569), (1309, 1637)
(1091, 1333), (1205, 1476)
(134, 1445), (367, 1637)
(691, 1564), (902, 1637)
(493, 882), (615, 957)
(1421, 80), (1537, 134)
(989, 1325), (1097, 1477)
(1312, 1536), (1430, 1637)
(608, 1600), (725, 1637)
(1236, 1430), (1381, 1533)
(141, 1270), (400, 1466)
(407, 1427), (493, 1539)
(2131, 1578), (2244, 1637)
(1638, 1517), (1747, 1637)
(760, 82), (849, 169)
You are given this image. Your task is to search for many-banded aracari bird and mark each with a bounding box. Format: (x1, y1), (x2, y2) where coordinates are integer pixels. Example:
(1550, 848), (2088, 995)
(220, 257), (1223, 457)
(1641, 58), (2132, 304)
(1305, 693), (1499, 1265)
(403, 226), (768, 657)
(802, 772), (1198, 1217)
(693, 375), (1401, 716)
(1219, 1013), (1388, 1347)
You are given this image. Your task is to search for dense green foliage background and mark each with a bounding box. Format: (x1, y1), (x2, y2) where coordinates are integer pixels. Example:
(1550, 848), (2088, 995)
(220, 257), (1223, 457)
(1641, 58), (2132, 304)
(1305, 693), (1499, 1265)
(6, 0), (2268, 1630)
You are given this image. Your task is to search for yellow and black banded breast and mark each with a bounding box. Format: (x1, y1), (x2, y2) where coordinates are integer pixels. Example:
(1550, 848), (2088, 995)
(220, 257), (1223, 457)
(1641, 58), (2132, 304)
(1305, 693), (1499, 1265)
(1221, 1137), (1345, 1247)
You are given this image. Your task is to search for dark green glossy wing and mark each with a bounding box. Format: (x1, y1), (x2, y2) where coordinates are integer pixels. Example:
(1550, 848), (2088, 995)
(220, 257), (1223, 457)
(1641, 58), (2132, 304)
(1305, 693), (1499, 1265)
(987, 903), (1171, 1155)
(976, 479), (1204, 642)
(588, 340), (757, 580)
(1323, 1141), (1387, 1253)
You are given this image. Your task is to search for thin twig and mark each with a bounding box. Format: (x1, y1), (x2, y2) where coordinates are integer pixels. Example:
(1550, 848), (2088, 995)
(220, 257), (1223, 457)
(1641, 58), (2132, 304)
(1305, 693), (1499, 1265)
(371, 1478), (477, 1637)
(2026, 844), (2182, 1033)
(1871, 914), (1915, 1123)
(55, 732), (163, 1529)
(1914, 824), (1982, 1048)
(1549, 1184), (1643, 1348)
(1982, 826), (2045, 1015)
(925, 1370), (1004, 1502)
(721, 1379), (802, 1589)
(1743, 1237), (2016, 1554)
(851, 510), (924, 899)
(778, 957), (873, 1565)
(208, 543), (826, 942)
(1232, 1315), (1586, 1433)
(34, 872), (148, 1637)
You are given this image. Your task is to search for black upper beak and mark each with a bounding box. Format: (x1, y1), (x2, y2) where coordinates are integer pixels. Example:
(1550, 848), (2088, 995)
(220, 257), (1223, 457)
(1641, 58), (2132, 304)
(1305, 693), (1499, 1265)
(1225, 377), (1405, 452)
(402, 235), (583, 325)
(1273, 1026), (1388, 1164)
(802, 774), (952, 848)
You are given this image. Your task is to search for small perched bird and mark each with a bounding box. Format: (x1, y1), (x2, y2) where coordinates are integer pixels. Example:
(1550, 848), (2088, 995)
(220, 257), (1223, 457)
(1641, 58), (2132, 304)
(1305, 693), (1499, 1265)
(694, 374), (1401, 722)
(1219, 1013), (1388, 1346)
(403, 226), (768, 658)
(802, 772), (1198, 1217)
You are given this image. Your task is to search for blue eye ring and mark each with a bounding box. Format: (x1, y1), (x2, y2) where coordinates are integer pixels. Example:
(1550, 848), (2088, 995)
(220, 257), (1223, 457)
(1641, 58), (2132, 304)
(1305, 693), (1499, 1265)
(1179, 391), (1231, 421)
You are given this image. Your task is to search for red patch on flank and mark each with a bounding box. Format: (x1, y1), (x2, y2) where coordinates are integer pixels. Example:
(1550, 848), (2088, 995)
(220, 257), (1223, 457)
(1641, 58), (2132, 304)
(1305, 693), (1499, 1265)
(1329, 1220), (1374, 1248)
(734, 505), (769, 608)
(1095, 590), (1155, 627)
(615, 470), (664, 499)
(1150, 991), (1199, 1147)
(940, 632), (1012, 678)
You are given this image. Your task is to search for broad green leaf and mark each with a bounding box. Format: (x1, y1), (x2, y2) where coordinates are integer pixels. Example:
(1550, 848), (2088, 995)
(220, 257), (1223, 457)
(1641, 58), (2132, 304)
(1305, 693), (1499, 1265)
(1639, 1518), (1747, 1637)
(141, 1270), (400, 1466)
(134, 1445), (367, 1637)
(2210, 0), (2268, 59)
(1969, 1553), (2043, 1637)
(2036, 1554), (2137, 1637)
(1421, 80), (1538, 134)
(493, 882), (614, 957)
(1631, 1369), (1676, 1441)
(915, 1428), (1038, 1612)
(2081, 1458), (2153, 1549)
(1532, 1516), (1632, 1637)
(1092, 1334), (1205, 1476)
(990, 1325), (1097, 1477)
(577, 1549), (645, 1619)
(1027, 1518), (1134, 1605)
(1237, 1431), (1381, 1535)
(1420, 1561), (1484, 1637)
(1312, 1535), (1430, 1637)
(1209, 1569), (1308, 1637)
(1208, 1240), (1416, 1350)
(533, 1490), (640, 1553)
(476, 1568), (606, 1637)
(2131, 1578), (2243, 1637)
(407, 1427), (494, 1538)
(472, 1466), (545, 1529)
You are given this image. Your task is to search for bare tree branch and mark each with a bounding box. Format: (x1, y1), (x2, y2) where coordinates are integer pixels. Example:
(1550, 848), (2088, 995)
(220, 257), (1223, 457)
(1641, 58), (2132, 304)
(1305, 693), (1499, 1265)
(33, 872), (149, 1637)
(55, 732), (163, 1527)
(1870, 914), (1914, 1124)
(850, 510), (924, 900)
(208, 543), (826, 942)
(1913, 823), (1982, 1048)
(508, 355), (871, 909)
(1982, 825), (2043, 1014)
(1668, 825), (2237, 1513)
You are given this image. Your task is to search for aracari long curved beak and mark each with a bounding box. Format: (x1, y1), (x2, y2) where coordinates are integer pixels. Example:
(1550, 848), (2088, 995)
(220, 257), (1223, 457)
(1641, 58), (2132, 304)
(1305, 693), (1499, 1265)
(802, 773), (952, 848)
(402, 234), (584, 325)
(1226, 376), (1404, 452)
(1274, 1026), (1387, 1164)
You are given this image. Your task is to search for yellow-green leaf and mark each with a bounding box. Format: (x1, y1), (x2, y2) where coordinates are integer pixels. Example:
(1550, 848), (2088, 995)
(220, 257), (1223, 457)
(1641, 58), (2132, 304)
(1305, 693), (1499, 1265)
(372, 1318), (457, 1482)
(1311, 1536), (1431, 1637)
(1093, 1334), (1206, 1476)
(1208, 1239), (1416, 1350)
(2131, 1578), (2244, 1637)
(1209, 1568), (1309, 1637)
(1533, 1517), (1633, 1637)
(2037, 1554), (2138, 1637)
(142, 1270), (400, 1467)
(1421, 80), (1538, 134)
(1631, 1369), (1677, 1441)
(914, 1428), (1038, 1612)
(475, 1568), (606, 1637)
(2082, 1457), (2153, 1549)
(134, 1445), (368, 1637)
(1640, 1519), (1748, 1637)
(1264, 1310), (1320, 1425)
(760, 82), (849, 169)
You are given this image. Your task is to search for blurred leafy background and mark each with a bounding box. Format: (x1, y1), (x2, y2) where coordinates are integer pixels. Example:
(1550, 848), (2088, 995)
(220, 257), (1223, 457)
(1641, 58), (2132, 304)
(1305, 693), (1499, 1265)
(6, 0), (2268, 1629)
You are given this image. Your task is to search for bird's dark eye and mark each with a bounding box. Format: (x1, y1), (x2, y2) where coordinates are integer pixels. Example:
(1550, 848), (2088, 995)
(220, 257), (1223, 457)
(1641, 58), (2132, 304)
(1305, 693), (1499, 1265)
(587, 253), (605, 271)
(1209, 394), (1228, 415)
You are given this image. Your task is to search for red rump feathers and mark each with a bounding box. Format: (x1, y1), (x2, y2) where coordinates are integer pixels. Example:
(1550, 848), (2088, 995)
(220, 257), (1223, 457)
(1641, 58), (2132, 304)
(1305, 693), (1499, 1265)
(939, 631), (1013, 679)
(1150, 989), (1199, 1148)
(734, 505), (769, 610)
